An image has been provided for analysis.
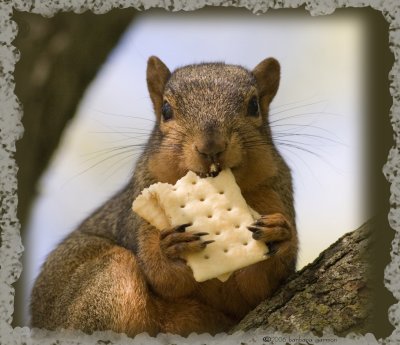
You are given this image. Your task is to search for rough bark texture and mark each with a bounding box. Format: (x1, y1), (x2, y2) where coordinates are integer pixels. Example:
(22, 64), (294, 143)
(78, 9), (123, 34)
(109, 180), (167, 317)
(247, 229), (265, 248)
(12, 9), (135, 327)
(230, 221), (373, 337)
(13, 8), (136, 229)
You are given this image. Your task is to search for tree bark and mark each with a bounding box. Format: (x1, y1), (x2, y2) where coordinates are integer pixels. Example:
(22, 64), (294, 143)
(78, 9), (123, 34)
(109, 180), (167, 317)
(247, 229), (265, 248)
(12, 9), (135, 327)
(230, 221), (373, 337)
(13, 9), (136, 229)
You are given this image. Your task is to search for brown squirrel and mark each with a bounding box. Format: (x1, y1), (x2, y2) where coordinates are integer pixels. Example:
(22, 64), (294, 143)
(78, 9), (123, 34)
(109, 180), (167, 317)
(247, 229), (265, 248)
(30, 56), (298, 337)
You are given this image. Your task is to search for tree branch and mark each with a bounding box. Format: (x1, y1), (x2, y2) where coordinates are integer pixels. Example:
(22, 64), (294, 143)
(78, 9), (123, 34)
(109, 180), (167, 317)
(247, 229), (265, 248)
(231, 221), (373, 336)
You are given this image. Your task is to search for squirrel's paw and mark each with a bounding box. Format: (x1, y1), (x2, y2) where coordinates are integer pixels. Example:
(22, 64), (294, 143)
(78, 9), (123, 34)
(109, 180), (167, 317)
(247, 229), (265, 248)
(160, 223), (213, 260)
(247, 213), (292, 255)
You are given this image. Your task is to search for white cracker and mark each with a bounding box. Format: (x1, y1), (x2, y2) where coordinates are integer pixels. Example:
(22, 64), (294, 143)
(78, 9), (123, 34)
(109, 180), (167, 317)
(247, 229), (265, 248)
(131, 185), (170, 230)
(132, 169), (268, 282)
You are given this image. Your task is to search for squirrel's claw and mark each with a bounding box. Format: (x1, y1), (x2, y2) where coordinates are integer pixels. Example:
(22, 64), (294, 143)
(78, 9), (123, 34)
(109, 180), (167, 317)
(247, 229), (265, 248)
(174, 223), (193, 232)
(193, 232), (209, 237)
(160, 225), (211, 260)
(160, 223), (192, 239)
(201, 240), (215, 248)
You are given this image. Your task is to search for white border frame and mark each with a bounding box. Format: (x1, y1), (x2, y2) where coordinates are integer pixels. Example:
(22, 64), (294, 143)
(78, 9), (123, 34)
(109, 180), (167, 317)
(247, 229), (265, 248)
(1, 0), (398, 344)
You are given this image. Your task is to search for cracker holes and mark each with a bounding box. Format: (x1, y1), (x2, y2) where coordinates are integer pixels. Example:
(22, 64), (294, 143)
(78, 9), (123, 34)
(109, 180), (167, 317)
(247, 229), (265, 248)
(204, 255), (210, 259)
(243, 242), (248, 246)
(180, 205), (185, 208)
(215, 231), (221, 235)
(223, 248), (228, 253)
(227, 207), (232, 211)
(235, 225), (240, 229)
(207, 214), (212, 219)
(191, 181), (197, 185)
(219, 191), (224, 195)
(199, 197), (205, 202)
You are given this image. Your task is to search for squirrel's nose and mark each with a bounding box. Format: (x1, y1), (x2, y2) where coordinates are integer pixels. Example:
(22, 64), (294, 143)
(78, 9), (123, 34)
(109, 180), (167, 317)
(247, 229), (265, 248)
(195, 138), (226, 161)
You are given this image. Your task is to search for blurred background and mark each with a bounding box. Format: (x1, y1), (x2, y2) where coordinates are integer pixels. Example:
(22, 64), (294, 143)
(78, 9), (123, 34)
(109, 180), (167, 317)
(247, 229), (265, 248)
(13, 7), (378, 328)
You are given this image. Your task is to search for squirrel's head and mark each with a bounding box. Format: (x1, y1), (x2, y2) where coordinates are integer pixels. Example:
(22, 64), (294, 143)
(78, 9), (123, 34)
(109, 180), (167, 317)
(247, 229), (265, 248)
(146, 56), (281, 191)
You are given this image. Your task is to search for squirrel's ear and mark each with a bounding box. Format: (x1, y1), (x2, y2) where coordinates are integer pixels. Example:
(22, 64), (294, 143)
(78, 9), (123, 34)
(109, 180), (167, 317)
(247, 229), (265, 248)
(147, 56), (171, 119)
(252, 58), (280, 107)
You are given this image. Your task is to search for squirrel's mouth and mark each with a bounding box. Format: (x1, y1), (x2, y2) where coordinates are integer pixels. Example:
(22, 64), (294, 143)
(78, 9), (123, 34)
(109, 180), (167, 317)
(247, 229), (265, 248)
(195, 163), (222, 178)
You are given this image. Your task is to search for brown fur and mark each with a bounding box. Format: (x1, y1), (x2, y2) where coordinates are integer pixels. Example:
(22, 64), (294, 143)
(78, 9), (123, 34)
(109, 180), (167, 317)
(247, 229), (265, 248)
(30, 56), (298, 337)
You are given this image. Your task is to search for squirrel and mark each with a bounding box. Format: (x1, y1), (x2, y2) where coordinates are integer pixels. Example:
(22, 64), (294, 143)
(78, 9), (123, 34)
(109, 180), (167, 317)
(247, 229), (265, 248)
(30, 56), (298, 337)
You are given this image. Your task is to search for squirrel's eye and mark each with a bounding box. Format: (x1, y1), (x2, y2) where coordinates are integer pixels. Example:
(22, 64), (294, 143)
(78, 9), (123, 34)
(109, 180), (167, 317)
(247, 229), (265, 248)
(161, 101), (173, 121)
(247, 96), (259, 117)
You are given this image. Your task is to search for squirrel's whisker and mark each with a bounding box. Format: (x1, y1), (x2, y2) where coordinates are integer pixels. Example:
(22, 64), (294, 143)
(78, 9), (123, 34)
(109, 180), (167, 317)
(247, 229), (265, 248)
(269, 100), (328, 116)
(273, 133), (345, 147)
(269, 111), (342, 126)
(275, 141), (342, 173)
(80, 146), (142, 166)
(90, 108), (156, 123)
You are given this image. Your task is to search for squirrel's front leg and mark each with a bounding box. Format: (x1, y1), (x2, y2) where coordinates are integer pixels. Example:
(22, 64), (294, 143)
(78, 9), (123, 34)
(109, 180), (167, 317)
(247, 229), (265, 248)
(137, 222), (211, 299)
(234, 212), (297, 308)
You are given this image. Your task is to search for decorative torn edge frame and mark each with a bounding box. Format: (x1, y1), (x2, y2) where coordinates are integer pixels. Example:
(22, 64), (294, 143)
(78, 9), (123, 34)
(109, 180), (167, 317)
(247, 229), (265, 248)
(0, 0), (398, 344)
